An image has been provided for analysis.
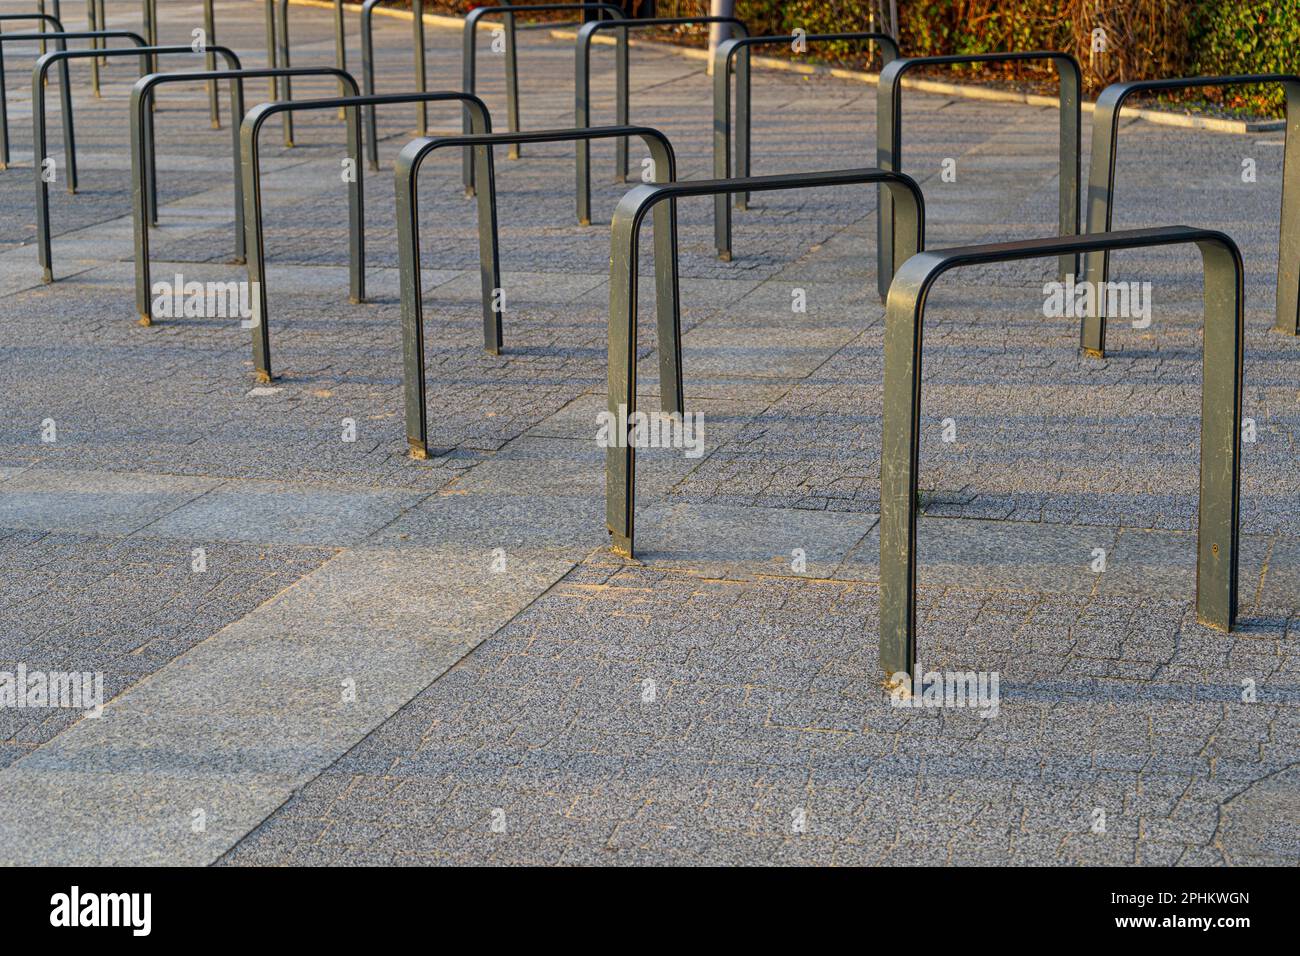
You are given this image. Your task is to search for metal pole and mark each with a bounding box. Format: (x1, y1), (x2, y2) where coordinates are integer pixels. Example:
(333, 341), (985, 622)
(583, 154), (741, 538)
(606, 169), (924, 557)
(879, 227), (1242, 682)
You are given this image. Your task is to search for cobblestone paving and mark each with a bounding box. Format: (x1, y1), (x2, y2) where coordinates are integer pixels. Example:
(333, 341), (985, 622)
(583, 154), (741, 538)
(0, 0), (1295, 866)
(221, 566), (1300, 866)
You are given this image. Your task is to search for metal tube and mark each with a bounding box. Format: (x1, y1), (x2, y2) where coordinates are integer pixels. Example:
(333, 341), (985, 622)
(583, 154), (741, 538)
(25, 32), (153, 281)
(83, 0), (100, 94)
(243, 91), (490, 382)
(576, 17), (746, 214)
(605, 168), (925, 557)
(1081, 74), (1300, 351)
(879, 226), (1243, 682)
(461, 5), (623, 194)
(712, 33), (898, 259)
(132, 66), (357, 323)
(0, 15), (74, 169)
(205, 0), (218, 127)
(413, 0), (427, 135)
(396, 124), (675, 461)
(130, 58), (250, 325)
(877, 52), (1081, 296)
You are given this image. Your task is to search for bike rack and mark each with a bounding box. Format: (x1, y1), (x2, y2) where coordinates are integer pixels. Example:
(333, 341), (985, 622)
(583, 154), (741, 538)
(878, 226), (1243, 682)
(0, 14), (72, 168)
(81, 1), (105, 94)
(35, 4), (155, 100)
(78, 3), (158, 93)
(32, 40), (237, 193)
(712, 32), (899, 261)
(460, 2), (623, 189)
(32, 44), (243, 283)
(5, 5), (66, 59)
(0, 29), (142, 172)
(396, 124), (679, 460)
(138, 0), (225, 127)
(359, 0), (428, 170)
(263, 0), (350, 147)
(141, 0), (155, 69)
(194, 0), (222, 128)
(132, 2), (219, 117)
(575, 15), (749, 226)
(239, 91), (492, 378)
(1081, 74), (1300, 352)
(605, 168), (926, 558)
(877, 52), (1081, 297)
(125, 68), (360, 324)
(31, 1), (62, 56)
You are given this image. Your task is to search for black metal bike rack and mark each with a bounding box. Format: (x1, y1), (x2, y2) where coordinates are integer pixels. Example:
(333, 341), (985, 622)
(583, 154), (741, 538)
(604, 168), (926, 558)
(124, 67), (360, 323)
(395, 124), (679, 460)
(459, 2), (624, 192)
(878, 227), (1244, 682)
(0, 14), (73, 168)
(575, 15), (749, 226)
(80, 1), (105, 93)
(1, 28), (143, 172)
(877, 52), (1082, 296)
(263, 0), (350, 147)
(30, 39), (237, 195)
(32, 42), (244, 283)
(711, 31), (899, 260)
(128, 67), (356, 326)
(30, 2), (63, 58)
(120, 0), (222, 124)
(237, 90), (492, 377)
(1080, 74), (1300, 352)
(358, 0), (428, 169)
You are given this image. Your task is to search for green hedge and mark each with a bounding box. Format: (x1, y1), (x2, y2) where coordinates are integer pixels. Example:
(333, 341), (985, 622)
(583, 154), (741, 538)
(1189, 1), (1300, 114)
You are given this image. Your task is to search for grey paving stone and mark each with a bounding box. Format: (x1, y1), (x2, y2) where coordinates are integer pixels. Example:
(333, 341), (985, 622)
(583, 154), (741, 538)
(0, 468), (221, 535)
(0, 0), (1295, 867)
(138, 478), (427, 547)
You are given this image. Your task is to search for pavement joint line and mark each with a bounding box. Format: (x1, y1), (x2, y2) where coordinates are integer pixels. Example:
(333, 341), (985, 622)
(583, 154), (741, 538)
(1251, 537), (1275, 613)
(219, 543), (602, 867)
(0, 536), (589, 864)
(126, 475), (237, 539)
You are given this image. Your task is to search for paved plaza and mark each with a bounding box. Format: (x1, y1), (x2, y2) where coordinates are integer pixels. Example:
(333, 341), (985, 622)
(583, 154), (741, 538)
(0, 1), (1296, 866)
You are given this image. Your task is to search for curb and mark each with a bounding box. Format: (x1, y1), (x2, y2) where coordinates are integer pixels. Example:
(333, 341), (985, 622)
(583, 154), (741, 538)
(549, 28), (1285, 135)
(289, 0), (498, 32)
(288, 2), (1285, 135)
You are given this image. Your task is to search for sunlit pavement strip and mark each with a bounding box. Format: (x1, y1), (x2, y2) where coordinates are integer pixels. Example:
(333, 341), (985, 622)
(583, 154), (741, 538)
(0, 540), (583, 865)
(0, 2), (1296, 865)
